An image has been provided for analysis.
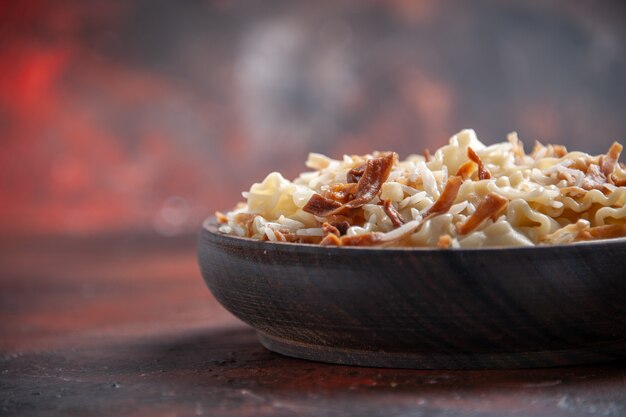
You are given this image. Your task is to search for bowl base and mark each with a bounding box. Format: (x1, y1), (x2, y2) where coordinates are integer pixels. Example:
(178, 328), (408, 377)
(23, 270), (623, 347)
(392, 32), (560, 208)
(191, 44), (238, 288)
(257, 332), (625, 369)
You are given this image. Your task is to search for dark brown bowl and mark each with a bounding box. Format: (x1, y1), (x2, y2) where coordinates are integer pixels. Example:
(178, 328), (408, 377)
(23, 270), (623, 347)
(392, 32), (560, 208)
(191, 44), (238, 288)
(197, 218), (626, 369)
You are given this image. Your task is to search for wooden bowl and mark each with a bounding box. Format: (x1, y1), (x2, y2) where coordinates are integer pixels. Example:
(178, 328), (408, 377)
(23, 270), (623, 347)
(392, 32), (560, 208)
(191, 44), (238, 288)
(197, 218), (626, 369)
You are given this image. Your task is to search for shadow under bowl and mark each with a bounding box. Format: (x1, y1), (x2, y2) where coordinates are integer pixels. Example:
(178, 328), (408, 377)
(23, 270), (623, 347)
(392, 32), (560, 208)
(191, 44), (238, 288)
(197, 218), (626, 369)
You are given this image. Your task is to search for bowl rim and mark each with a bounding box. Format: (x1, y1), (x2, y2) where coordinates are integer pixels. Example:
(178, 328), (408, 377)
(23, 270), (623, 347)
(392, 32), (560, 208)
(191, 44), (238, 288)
(202, 217), (626, 253)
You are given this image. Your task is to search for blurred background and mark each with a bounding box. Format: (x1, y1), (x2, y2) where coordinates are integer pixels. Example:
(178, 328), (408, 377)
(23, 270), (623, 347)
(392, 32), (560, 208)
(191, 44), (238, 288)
(1, 0), (625, 237)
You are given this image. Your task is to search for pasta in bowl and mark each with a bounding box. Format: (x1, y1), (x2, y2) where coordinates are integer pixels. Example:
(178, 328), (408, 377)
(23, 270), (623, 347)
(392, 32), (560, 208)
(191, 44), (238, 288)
(198, 130), (626, 369)
(216, 129), (626, 248)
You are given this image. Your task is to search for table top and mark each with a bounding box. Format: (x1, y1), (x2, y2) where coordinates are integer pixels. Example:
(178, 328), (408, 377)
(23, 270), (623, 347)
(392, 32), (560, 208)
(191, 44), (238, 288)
(1, 235), (624, 417)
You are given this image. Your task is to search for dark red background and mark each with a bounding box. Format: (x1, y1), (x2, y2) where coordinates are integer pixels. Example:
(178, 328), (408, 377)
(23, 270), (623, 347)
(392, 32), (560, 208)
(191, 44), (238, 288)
(1, 0), (625, 236)
(2, 4), (626, 415)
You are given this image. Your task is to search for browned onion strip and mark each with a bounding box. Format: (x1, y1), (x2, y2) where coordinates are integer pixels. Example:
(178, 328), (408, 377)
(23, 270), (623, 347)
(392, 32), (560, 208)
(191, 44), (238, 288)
(423, 148), (432, 162)
(304, 153), (397, 217)
(278, 228), (300, 243)
(322, 222), (341, 237)
(347, 163), (366, 183)
(340, 232), (384, 246)
(456, 193), (508, 235)
(437, 234), (454, 249)
(468, 147), (491, 180)
(339, 152), (396, 210)
(383, 200), (405, 227)
(215, 211), (228, 223)
(320, 233), (342, 246)
(576, 224), (626, 241)
(324, 183), (358, 203)
(455, 160), (475, 180)
(551, 145), (568, 158)
(320, 231), (386, 246)
(302, 193), (342, 216)
(422, 176), (463, 219)
(330, 221), (350, 235)
(611, 175), (626, 187)
(234, 213), (257, 236)
(323, 215), (355, 231)
(273, 228), (287, 242)
(601, 142), (623, 177)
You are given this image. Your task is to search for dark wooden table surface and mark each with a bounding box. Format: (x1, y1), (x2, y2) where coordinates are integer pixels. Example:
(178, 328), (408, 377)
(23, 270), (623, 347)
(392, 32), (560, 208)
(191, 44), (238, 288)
(1, 235), (624, 417)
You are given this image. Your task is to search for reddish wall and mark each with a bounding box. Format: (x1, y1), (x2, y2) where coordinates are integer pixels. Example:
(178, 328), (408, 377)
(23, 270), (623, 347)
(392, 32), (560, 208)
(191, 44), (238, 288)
(1, 0), (624, 235)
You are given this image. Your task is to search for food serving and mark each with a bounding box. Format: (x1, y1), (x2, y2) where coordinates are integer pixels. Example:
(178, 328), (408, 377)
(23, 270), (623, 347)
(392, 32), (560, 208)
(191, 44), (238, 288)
(215, 129), (626, 248)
